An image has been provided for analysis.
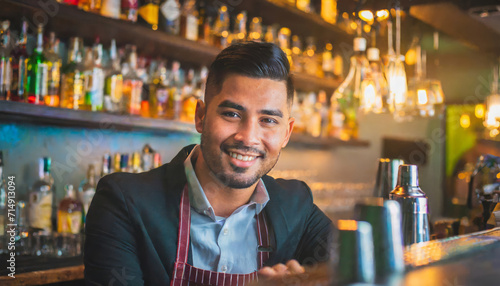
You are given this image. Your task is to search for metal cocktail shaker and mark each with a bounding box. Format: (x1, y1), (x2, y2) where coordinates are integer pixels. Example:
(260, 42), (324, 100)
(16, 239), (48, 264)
(389, 164), (430, 245)
(374, 158), (405, 199)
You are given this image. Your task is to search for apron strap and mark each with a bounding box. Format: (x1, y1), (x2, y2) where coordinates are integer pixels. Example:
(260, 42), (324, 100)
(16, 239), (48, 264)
(175, 185), (191, 265)
(256, 211), (271, 269)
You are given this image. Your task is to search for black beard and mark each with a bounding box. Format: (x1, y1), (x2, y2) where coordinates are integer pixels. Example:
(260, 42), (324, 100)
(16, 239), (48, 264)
(199, 132), (280, 189)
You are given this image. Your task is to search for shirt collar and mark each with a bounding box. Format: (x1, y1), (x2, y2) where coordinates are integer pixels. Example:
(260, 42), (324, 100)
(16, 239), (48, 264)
(183, 145), (270, 220)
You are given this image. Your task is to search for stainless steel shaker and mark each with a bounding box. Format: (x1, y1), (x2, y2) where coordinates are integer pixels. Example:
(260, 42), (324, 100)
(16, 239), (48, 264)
(374, 158), (404, 199)
(389, 164), (430, 245)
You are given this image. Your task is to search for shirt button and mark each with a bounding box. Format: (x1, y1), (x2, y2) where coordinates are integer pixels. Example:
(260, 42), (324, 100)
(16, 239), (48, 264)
(221, 265), (227, 273)
(223, 228), (229, 235)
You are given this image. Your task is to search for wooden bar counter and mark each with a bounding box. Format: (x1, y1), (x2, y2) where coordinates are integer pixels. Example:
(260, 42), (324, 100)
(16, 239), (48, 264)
(2, 229), (500, 285)
(0, 265), (83, 285)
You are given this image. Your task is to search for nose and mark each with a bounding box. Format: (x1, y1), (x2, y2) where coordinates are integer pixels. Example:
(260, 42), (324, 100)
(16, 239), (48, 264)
(233, 118), (261, 146)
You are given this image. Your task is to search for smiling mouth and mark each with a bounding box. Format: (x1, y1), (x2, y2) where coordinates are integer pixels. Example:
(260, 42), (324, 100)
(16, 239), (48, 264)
(228, 151), (258, 162)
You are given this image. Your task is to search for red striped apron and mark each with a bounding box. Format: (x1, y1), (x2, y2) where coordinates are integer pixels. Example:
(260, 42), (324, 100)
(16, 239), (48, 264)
(171, 185), (271, 286)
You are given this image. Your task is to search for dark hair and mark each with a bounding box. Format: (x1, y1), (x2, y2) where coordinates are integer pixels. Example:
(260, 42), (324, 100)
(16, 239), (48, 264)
(205, 41), (294, 108)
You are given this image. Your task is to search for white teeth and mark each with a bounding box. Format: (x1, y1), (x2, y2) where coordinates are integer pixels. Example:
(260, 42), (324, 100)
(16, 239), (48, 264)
(229, 152), (256, 161)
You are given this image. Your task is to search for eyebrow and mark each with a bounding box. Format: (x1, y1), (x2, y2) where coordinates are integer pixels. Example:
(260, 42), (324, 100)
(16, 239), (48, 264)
(218, 100), (284, 118)
(218, 100), (245, 111)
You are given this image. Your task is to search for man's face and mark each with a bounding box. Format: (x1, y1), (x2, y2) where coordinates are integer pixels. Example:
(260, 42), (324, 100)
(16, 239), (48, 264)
(195, 74), (294, 189)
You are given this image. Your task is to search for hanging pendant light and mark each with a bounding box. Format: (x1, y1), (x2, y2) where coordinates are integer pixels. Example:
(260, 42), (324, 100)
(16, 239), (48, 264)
(360, 30), (389, 114)
(385, 9), (410, 121)
(407, 39), (445, 118)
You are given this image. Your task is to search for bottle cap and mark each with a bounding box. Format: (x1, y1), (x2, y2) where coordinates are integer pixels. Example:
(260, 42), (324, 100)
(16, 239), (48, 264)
(396, 164), (419, 187)
(354, 37), (367, 52)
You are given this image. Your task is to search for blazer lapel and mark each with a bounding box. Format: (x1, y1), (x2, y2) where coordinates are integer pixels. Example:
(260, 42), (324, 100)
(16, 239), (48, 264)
(262, 176), (290, 265)
(162, 145), (197, 270)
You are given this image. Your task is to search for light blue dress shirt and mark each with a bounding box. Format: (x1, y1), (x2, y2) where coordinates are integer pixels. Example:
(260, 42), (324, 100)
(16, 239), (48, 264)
(184, 145), (270, 274)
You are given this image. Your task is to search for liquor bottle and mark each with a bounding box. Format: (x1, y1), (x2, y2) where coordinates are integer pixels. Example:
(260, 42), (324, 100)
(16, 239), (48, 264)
(333, 47), (343, 79)
(79, 0), (102, 12)
(321, 0), (337, 24)
(104, 39), (124, 113)
(44, 32), (61, 107)
(149, 61), (169, 118)
(26, 25), (48, 105)
(83, 43), (105, 111)
(132, 152), (142, 173)
(121, 0), (139, 22)
(114, 153), (121, 173)
(331, 36), (369, 140)
(264, 24), (278, 44)
(57, 185), (83, 234)
(138, 0), (160, 30)
(159, 0), (181, 35)
(122, 46), (143, 115)
(60, 37), (85, 110)
(322, 43), (334, 78)
(101, 153), (112, 177)
(304, 37), (322, 78)
(212, 5), (229, 49)
(179, 0), (198, 41)
(28, 157), (54, 233)
(166, 61), (182, 120)
(291, 35), (303, 72)
(277, 27), (292, 63)
(0, 152), (6, 252)
(0, 22), (11, 101)
(153, 152), (161, 168)
(328, 90), (345, 139)
(101, 0), (121, 19)
(78, 164), (96, 217)
(231, 11), (247, 44)
(197, 0), (211, 44)
(248, 17), (263, 42)
(181, 68), (197, 122)
(141, 144), (154, 171)
(120, 153), (130, 172)
(296, 0), (311, 12)
(9, 19), (29, 102)
(136, 56), (150, 117)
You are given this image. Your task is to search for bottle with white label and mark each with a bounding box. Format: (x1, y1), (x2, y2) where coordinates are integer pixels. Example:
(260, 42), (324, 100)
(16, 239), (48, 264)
(159, 0), (181, 35)
(29, 157), (54, 233)
(180, 0), (198, 41)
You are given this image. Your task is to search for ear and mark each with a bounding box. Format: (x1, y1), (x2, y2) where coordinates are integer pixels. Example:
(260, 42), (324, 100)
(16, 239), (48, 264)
(281, 117), (295, 148)
(195, 99), (206, 134)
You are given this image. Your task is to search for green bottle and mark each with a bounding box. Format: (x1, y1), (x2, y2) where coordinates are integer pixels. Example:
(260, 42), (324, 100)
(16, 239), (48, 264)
(26, 25), (47, 105)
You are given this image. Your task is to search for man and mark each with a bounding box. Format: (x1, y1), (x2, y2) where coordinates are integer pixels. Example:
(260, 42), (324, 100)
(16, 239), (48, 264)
(85, 42), (333, 285)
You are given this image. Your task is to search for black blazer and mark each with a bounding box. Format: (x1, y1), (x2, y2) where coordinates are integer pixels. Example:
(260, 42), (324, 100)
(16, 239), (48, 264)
(84, 145), (333, 285)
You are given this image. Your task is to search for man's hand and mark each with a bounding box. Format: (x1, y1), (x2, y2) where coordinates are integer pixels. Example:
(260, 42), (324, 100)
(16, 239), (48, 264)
(258, 259), (305, 278)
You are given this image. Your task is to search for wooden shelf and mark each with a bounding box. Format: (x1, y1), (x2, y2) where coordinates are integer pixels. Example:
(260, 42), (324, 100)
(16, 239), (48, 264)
(238, 0), (354, 47)
(0, 0), (220, 66)
(0, 101), (370, 148)
(0, 0), (343, 93)
(0, 101), (198, 134)
(288, 133), (370, 149)
(292, 73), (341, 94)
(410, 2), (500, 53)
